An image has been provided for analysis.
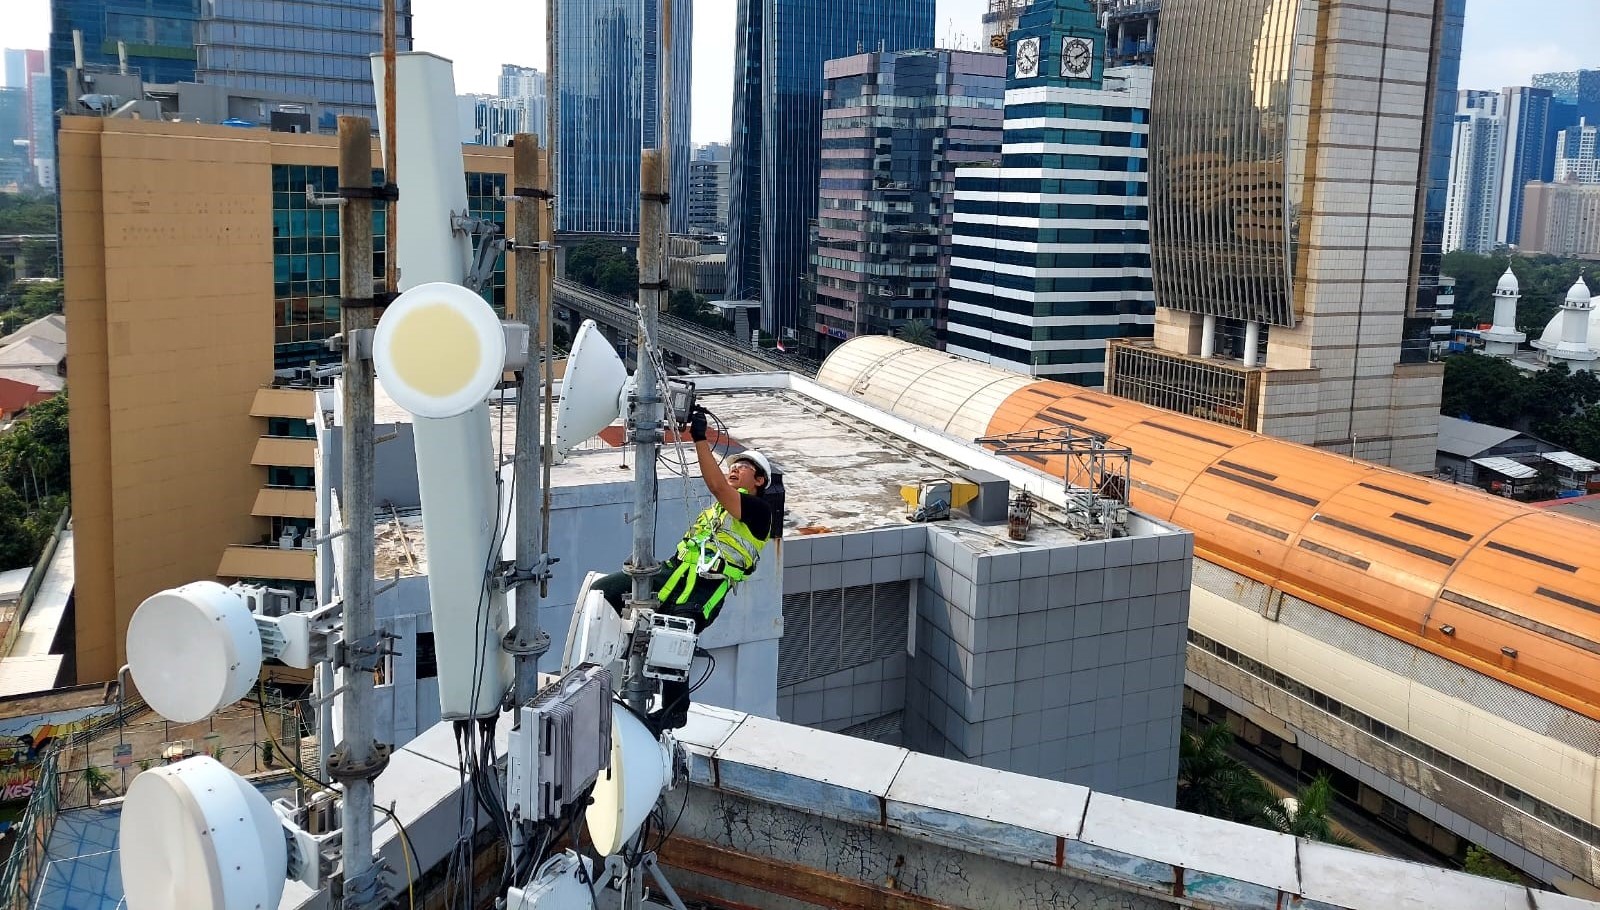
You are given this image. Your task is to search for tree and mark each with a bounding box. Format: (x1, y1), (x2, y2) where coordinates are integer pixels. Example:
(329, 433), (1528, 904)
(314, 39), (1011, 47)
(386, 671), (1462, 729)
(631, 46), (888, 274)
(1464, 845), (1521, 883)
(897, 319), (938, 348)
(1258, 775), (1355, 846)
(668, 288), (724, 330)
(1177, 724), (1273, 824)
(565, 240), (637, 299)
(20, 239), (59, 279)
(0, 392), (70, 503)
(1440, 354), (1525, 426)
(0, 192), (57, 235)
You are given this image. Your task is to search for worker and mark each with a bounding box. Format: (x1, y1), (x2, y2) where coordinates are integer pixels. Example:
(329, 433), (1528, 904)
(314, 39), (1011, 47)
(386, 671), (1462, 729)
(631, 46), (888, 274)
(592, 406), (774, 731)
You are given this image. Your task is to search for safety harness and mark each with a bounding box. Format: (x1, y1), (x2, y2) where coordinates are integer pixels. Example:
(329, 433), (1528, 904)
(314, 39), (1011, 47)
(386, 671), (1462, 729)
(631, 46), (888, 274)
(658, 490), (768, 620)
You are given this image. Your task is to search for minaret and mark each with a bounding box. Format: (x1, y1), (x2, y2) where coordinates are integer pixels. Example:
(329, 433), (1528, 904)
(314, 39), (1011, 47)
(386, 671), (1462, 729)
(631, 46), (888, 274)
(1547, 277), (1597, 373)
(1479, 267), (1526, 358)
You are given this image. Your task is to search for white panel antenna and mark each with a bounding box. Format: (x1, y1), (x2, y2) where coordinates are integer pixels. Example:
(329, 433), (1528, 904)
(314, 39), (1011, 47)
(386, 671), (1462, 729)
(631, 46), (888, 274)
(553, 320), (630, 462)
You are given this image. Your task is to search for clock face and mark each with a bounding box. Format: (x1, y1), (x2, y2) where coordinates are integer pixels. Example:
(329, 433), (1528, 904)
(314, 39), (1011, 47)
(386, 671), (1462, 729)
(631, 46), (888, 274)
(1062, 36), (1093, 77)
(1015, 36), (1041, 79)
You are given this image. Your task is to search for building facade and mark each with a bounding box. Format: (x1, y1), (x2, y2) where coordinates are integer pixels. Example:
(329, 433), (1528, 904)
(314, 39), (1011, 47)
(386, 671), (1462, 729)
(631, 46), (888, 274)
(1, 50), (52, 189)
(491, 64), (548, 147)
(49, 0), (198, 113)
(195, 0), (413, 125)
(688, 141), (730, 234)
(1497, 86), (1553, 247)
(1521, 181), (1600, 260)
(1444, 91), (1504, 255)
(556, 0), (692, 235)
(1103, 0), (1457, 474)
(809, 49), (1005, 354)
(723, 0), (934, 338)
(1555, 118), (1599, 184)
(945, 2), (1152, 385)
(1100, 0), (1159, 67)
(56, 117), (513, 681)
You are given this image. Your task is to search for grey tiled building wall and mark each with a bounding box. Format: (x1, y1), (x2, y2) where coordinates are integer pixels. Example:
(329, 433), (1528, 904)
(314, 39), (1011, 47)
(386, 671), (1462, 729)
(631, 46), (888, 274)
(904, 529), (1192, 806)
(776, 522), (1193, 806)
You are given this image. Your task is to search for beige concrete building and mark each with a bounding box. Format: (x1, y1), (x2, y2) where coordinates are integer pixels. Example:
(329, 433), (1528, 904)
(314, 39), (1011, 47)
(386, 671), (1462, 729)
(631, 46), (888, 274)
(59, 116), (513, 683)
(1104, 0), (1450, 474)
(1521, 182), (1600, 261)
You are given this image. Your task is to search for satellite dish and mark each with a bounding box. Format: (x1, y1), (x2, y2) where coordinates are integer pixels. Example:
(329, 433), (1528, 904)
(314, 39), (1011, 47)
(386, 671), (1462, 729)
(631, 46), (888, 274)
(127, 582), (261, 724)
(586, 704), (673, 856)
(553, 319), (630, 461)
(120, 756), (288, 910)
(373, 281), (507, 419)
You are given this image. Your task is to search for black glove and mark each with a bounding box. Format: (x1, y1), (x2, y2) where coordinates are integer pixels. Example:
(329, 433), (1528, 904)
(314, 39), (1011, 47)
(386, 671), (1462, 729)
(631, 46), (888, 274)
(688, 407), (708, 442)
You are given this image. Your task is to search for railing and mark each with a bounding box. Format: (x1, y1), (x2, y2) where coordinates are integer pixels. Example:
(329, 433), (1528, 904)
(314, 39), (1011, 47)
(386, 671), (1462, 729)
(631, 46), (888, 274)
(552, 279), (820, 377)
(0, 694), (301, 909)
(0, 508), (69, 659)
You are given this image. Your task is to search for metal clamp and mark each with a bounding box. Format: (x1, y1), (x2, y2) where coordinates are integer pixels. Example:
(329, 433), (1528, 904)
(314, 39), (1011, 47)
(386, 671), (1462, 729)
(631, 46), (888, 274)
(339, 183), (400, 202)
(326, 740), (392, 784)
(327, 328), (375, 360)
(501, 625), (552, 658)
(339, 631), (399, 673)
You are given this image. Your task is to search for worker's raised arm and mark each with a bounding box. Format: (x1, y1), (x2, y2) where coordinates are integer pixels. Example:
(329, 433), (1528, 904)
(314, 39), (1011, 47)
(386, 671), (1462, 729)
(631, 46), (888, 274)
(690, 408), (745, 518)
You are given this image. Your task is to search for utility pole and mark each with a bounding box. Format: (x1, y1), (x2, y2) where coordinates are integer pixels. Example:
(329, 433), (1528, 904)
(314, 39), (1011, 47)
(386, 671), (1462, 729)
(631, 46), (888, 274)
(625, 0), (673, 718)
(508, 135), (551, 705)
(329, 116), (389, 910)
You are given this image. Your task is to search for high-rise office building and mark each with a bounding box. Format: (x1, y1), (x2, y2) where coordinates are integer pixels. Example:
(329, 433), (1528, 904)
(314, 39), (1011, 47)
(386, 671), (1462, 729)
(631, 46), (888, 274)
(196, 0), (413, 125)
(1497, 86), (1552, 247)
(1555, 118), (1599, 184)
(2, 49), (51, 188)
(809, 49), (1005, 355)
(556, 0), (692, 235)
(1521, 181), (1600, 259)
(946, 2), (1152, 384)
(1104, 0), (1459, 474)
(496, 64), (548, 145)
(724, 0), (934, 337)
(1099, 0), (1159, 67)
(50, 0), (199, 114)
(1443, 90), (1504, 254)
(982, 0), (1027, 51)
(688, 141), (731, 234)
(1533, 69), (1600, 119)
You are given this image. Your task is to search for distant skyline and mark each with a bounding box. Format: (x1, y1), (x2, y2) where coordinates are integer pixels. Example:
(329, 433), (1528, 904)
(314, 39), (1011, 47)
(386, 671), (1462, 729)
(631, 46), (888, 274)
(10, 0), (1600, 143)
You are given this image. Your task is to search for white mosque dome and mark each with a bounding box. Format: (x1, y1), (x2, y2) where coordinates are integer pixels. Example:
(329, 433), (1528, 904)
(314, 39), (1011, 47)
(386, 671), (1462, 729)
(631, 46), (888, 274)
(1536, 278), (1599, 349)
(1496, 268), (1519, 294)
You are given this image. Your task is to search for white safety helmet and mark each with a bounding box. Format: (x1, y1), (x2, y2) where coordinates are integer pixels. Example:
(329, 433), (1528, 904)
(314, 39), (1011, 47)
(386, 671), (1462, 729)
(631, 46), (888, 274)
(722, 449), (771, 483)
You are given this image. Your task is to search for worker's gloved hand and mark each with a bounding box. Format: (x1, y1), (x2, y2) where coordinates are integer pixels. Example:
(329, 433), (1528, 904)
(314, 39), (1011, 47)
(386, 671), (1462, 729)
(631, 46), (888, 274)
(689, 407), (709, 442)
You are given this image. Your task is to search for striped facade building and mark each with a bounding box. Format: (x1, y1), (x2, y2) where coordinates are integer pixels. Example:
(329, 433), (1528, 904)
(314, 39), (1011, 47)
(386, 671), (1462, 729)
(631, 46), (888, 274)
(946, 0), (1153, 386)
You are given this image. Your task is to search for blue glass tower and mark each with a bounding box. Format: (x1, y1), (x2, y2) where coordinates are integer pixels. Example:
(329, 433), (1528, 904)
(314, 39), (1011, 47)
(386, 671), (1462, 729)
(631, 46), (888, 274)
(196, 0), (413, 125)
(723, 0), (934, 337)
(1404, 0), (1463, 360)
(556, 0), (693, 236)
(50, 0), (199, 113)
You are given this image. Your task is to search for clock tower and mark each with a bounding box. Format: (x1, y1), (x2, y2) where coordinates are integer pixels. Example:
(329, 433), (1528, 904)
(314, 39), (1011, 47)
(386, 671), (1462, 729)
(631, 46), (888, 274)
(1006, 0), (1105, 89)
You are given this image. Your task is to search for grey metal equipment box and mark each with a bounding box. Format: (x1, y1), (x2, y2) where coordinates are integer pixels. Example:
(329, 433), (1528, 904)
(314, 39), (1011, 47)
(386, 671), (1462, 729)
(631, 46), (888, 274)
(508, 664), (614, 823)
(960, 469), (1011, 524)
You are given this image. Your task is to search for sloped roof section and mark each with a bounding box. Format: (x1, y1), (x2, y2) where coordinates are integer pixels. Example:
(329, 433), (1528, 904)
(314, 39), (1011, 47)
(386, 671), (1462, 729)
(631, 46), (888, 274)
(1437, 415), (1522, 459)
(818, 336), (1600, 722)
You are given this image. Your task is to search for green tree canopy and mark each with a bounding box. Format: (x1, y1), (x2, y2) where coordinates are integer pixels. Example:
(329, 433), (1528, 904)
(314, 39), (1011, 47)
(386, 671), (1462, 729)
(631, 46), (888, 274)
(565, 240), (638, 300)
(0, 192), (57, 235)
(897, 319), (938, 348)
(0, 391), (70, 570)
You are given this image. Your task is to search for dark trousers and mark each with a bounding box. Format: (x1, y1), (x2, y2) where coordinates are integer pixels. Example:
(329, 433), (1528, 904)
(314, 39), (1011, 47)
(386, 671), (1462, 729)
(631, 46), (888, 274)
(592, 558), (720, 718)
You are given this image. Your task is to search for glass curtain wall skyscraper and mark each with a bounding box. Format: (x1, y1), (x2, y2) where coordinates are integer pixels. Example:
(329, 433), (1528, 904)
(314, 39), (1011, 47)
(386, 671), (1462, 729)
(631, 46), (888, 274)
(196, 0), (414, 125)
(810, 49), (1005, 355)
(1104, 0), (1458, 474)
(1497, 87), (1552, 248)
(50, 0), (198, 113)
(723, 0), (934, 338)
(557, 0), (692, 235)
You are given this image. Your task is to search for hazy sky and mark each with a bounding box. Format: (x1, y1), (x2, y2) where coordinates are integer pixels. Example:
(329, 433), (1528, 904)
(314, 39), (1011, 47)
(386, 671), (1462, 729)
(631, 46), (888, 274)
(9, 0), (1600, 143)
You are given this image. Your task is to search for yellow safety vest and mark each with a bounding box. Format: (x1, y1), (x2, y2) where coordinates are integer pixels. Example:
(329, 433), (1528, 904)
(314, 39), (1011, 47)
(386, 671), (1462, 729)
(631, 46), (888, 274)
(658, 492), (768, 620)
